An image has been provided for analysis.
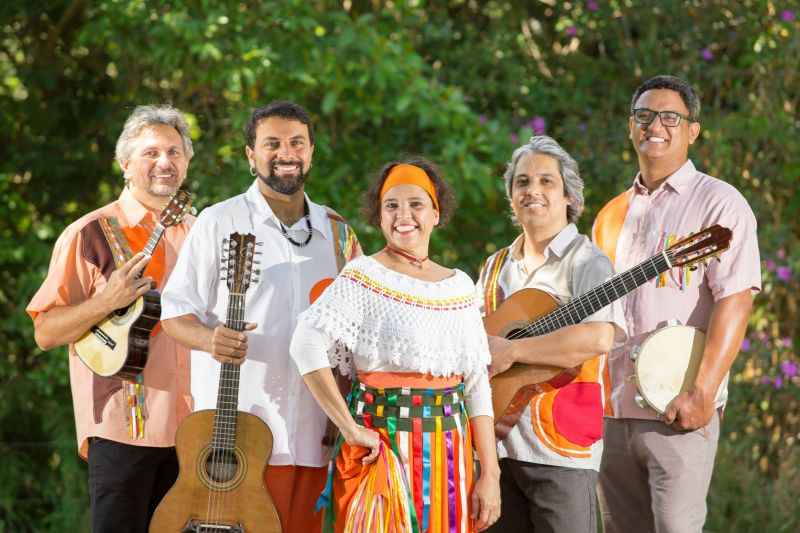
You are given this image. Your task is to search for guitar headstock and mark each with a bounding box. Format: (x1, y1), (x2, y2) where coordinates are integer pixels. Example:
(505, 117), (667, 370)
(667, 224), (732, 269)
(221, 232), (260, 294)
(159, 189), (193, 227)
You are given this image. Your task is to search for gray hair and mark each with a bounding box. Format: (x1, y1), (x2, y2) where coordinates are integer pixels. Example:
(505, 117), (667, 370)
(115, 104), (194, 164)
(503, 135), (585, 224)
(630, 75), (701, 121)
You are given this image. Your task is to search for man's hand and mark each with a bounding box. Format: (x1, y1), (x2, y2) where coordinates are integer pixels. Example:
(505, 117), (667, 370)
(663, 387), (715, 431)
(209, 322), (257, 365)
(488, 335), (515, 378)
(98, 253), (153, 312)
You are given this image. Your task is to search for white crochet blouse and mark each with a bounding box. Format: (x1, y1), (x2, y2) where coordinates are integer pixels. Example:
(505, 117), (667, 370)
(289, 255), (493, 418)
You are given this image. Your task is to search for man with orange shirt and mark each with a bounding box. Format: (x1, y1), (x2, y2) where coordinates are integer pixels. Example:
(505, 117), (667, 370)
(27, 105), (195, 533)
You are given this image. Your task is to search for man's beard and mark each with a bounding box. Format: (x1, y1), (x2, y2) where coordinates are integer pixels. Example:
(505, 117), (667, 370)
(256, 160), (307, 195)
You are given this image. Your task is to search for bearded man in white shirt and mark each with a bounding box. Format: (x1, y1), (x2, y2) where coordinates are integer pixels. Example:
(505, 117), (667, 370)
(161, 100), (361, 533)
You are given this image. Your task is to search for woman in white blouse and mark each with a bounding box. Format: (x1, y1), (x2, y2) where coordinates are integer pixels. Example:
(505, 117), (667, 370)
(290, 159), (500, 532)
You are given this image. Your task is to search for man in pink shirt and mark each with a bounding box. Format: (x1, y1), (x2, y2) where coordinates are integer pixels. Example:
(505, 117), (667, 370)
(592, 75), (761, 532)
(27, 105), (195, 533)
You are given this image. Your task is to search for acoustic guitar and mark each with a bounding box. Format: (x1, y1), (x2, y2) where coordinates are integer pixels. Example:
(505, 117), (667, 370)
(150, 232), (281, 533)
(485, 224), (732, 439)
(74, 189), (192, 379)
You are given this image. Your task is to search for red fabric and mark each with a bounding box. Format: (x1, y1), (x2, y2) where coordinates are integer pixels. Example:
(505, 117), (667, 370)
(551, 382), (603, 447)
(264, 464), (327, 533)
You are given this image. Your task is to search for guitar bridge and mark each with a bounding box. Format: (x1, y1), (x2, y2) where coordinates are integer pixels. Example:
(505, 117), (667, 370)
(181, 520), (244, 533)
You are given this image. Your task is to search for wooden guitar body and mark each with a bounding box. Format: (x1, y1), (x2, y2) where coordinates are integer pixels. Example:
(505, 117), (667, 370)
(485, 288), (574, 438)
(149, 410), (281, 533)
(483, 225), (733, 439)
(74, 289), (161, 380)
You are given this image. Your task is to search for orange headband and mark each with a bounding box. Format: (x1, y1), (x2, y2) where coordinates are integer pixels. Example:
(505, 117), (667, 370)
(379, 164), (440, 210)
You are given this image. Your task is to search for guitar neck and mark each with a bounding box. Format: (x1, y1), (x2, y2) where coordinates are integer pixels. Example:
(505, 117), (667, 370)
(211, 292), (246, 450)
(133, 223), (166, 280)
(518, 251), (673, 338)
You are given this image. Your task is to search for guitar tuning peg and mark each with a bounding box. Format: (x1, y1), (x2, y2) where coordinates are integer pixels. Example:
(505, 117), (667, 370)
(255, 242), (263, 247)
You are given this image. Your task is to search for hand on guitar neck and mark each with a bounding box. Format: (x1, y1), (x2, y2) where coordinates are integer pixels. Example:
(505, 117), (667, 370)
(96, 252), (154, 314)
(207, 322), (257, 366)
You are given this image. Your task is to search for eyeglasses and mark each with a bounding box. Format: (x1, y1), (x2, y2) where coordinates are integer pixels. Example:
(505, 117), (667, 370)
(632, 108), (694, 127)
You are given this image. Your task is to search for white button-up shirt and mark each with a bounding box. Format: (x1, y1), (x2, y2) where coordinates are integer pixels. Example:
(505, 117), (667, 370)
(161, 180), (351, 467)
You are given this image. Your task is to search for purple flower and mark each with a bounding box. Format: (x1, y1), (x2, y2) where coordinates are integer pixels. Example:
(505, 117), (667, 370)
(776, 266), (792, 281)
(530, 116), (547, 135)
(578, 122), (587, 132)
(510, 133), (519, 144)
(760, 376), (772, 385)
(587, 0), (599, 11)
(781, 10), (795, 22)
(565, 26), (577, 37)
(701, 48), (714, 61)
(765, 259), (776, 271)
(479, 114), (488, 125)
(782, 336), (792, 348)
(781, 360), (798, 378)
(777, 248), (786, 259)
(757, 331), (769, 342)
(741, 338), (751, 352)
(773, 375), (784, 389)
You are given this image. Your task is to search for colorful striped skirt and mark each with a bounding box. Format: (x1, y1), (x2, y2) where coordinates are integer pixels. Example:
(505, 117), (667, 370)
(318, 379), (476, 533)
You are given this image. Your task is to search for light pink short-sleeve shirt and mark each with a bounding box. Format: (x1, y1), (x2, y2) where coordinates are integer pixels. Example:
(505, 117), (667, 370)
(603, 159), (761, 420)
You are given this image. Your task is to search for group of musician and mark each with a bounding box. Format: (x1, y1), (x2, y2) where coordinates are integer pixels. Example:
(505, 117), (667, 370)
(28, 74), (761, 533)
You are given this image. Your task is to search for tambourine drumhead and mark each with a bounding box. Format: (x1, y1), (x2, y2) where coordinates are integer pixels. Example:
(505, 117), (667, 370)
(635, 325), (714, 414)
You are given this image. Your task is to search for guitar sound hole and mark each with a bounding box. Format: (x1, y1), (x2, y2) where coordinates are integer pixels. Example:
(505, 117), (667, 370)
(113, 304), (130, 317)
(505, 328), (524, 339)
(204, 449), (239, 483)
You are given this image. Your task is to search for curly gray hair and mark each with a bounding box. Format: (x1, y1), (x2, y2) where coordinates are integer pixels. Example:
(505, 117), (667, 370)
(503, 135), (584, 224)
(115, 104), (194, 164)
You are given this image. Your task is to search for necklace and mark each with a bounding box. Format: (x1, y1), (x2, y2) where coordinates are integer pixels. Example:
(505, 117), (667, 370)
(279, 201), (312, 247)
(384, 245), (428, 267)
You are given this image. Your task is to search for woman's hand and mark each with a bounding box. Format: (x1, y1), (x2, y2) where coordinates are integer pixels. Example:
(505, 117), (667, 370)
(342, 423), (381, 464)
(471, 469), (501, 531)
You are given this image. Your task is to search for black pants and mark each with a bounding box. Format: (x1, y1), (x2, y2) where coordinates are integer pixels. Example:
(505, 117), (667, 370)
(88, 437), (179, 533)
(486, 458), (598, 533)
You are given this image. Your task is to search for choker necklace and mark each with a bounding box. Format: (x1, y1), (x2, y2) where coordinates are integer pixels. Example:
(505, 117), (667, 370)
(384, 245), (428, 267)
(279, 201), (312, 247)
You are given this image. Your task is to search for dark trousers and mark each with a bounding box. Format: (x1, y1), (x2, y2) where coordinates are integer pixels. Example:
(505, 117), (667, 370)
(88, 437), (179, 533)
(487, 458), (598, 533)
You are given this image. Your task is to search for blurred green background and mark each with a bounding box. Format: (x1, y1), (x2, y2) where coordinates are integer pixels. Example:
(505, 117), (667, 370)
(1, 1), (798, 531)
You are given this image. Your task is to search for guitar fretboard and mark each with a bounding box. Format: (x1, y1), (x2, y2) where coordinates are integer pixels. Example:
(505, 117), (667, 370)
(513, 251), (673, 339)
(211, 292), (246, 451)
(133, 223), (165, 280)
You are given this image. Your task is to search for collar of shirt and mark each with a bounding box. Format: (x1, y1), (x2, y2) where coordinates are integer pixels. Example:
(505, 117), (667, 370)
(117, 186), (158, 227)
(632, 159), (696, 197)
(510, 223), (579, 263)
(244, 179), (332, 240)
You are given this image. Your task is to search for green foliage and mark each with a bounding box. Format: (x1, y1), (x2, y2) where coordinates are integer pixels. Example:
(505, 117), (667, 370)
(1, 1), (798, 530)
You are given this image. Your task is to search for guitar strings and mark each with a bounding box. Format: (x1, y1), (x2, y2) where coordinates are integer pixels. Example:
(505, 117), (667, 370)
(206, 244), (249, 531)
(505, 252), (672, 341)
